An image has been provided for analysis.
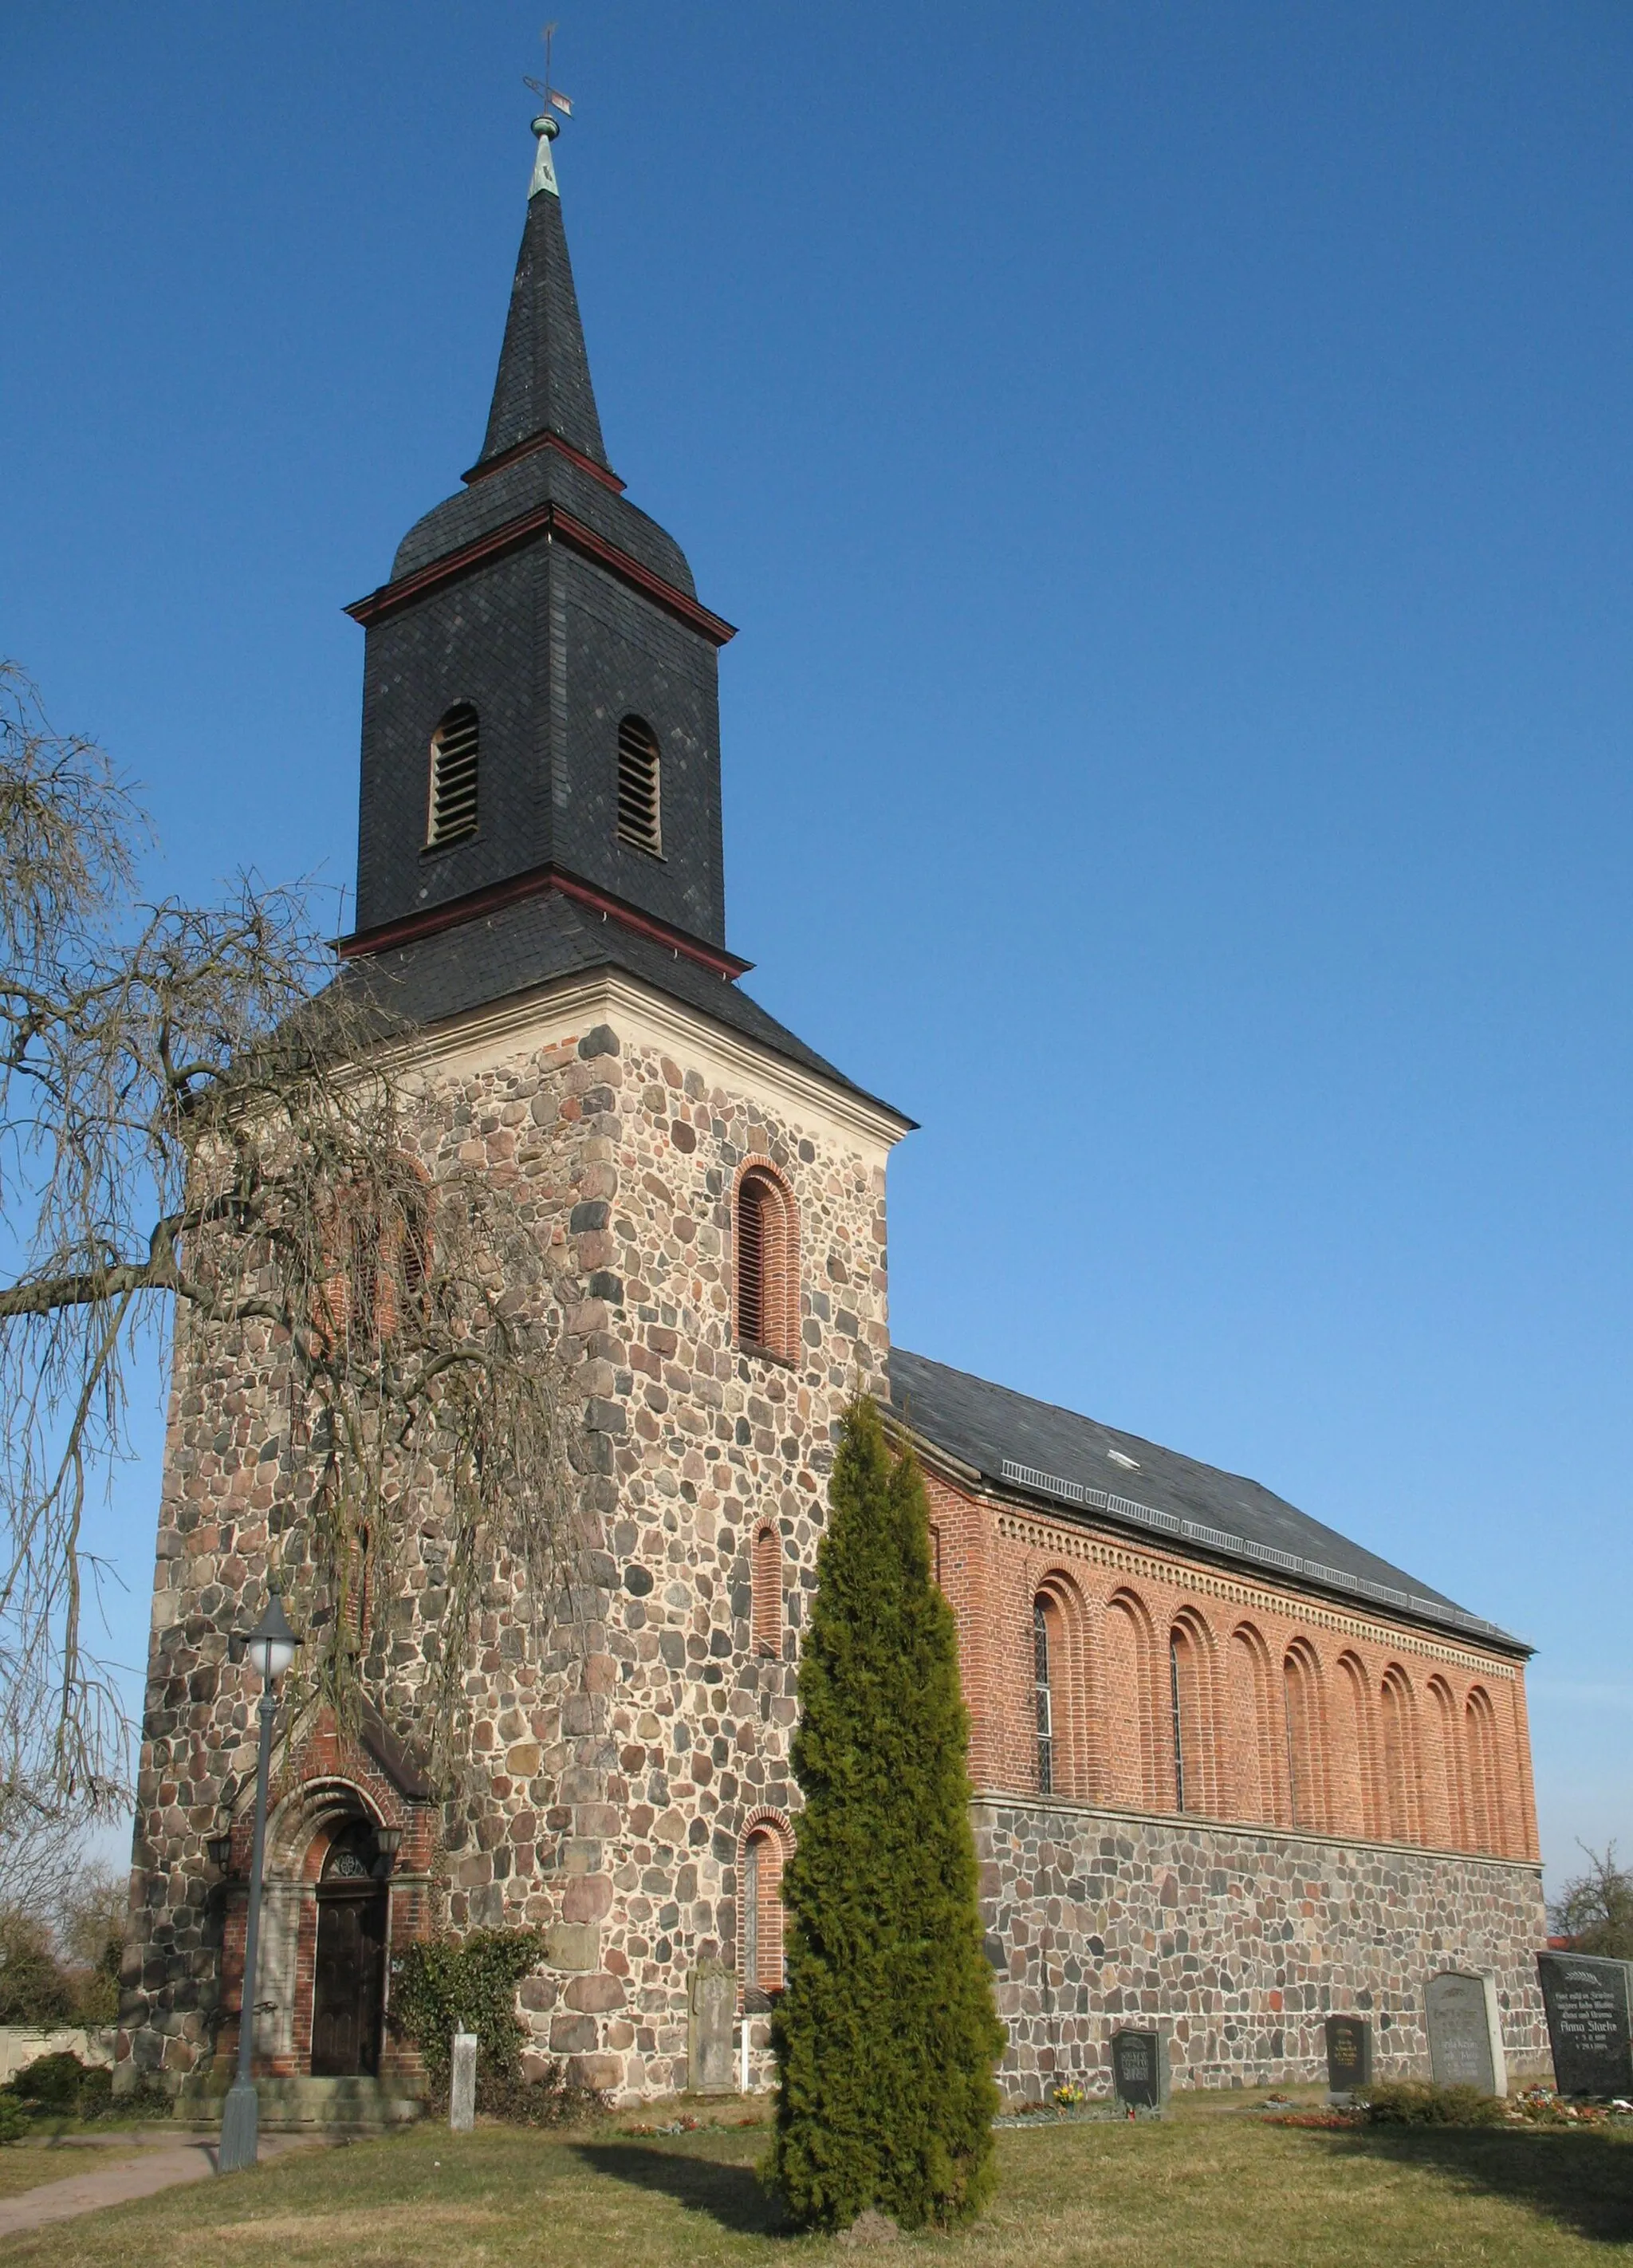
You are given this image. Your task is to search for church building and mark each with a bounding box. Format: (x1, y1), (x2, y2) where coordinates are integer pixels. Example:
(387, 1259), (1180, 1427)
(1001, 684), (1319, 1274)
(120, 113), (1548, 2110)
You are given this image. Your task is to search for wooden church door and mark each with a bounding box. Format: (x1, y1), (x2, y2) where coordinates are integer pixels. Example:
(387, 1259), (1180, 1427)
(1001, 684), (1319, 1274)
(309, 1825), (388, 2077)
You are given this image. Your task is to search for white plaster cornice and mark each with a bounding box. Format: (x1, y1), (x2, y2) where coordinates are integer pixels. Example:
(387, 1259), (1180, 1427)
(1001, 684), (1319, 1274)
(389, 967), (913, 1153)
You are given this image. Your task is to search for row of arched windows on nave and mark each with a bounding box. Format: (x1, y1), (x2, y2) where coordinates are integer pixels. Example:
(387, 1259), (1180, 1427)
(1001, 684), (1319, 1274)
(1028, 1581), (1517, 1858)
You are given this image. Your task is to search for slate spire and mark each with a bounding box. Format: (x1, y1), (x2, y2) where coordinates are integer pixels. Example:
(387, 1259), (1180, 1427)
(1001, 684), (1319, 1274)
(473, 114), (611, 476)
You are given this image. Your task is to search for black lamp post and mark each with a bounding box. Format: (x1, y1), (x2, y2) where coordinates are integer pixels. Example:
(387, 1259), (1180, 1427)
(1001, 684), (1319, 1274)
(218, 1585), (300, 2175)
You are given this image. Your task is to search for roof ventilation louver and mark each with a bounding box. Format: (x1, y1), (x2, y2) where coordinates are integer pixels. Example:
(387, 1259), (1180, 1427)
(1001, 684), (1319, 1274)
(427, 704), (479, 847)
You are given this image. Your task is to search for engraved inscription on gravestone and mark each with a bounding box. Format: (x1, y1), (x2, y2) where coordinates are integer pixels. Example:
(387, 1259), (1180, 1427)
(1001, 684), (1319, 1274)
(688, 1961), (738, 2094)
(1324, 2014), (1372, 2101)
(1537, 1952), (1633, 2097)
(1110, 2026), (1169, 2113)
(1425, 1971), (1505, 2096)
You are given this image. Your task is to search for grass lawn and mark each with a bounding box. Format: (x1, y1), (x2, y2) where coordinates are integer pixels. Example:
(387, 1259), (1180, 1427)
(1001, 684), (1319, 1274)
(4, 2090), (1631, 2265)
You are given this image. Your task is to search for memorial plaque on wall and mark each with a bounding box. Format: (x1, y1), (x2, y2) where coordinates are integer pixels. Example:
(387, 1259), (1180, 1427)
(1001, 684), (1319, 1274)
(1110, 2027), (1169, 2112)
(1324, 2014), (1372, 2100)
(1424, 1971), (1505, 2095)
(1537, 1952), (1633, 2097)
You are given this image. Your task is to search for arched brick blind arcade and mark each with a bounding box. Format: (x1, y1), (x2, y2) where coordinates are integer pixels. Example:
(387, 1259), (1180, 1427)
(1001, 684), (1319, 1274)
(734, 1163), (800, 1363)
(740, 1815), (793, 1997)
(1102, 1590), (1159, 1811)
(752, 1523), (783, 1657)
(1283, 1640), (1328, 1833)
(1332, 1652), (1377, 1840)
(1168, 1612), (1217, 1816)
(1465, 1686), (1504, 1854)
(1226, 1624), (1277, 1825)
(1378, 1666), (1420, 1843)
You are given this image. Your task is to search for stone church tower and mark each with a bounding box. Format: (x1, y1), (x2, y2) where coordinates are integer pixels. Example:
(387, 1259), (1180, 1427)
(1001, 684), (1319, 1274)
(120, 115), (911, 2107)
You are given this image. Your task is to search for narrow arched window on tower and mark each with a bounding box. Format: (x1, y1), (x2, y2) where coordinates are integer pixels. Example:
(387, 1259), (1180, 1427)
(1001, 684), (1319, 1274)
(426, 704), (480, 848)
(734, 1167), (797, 1360)
(752, 1524), (783, 1657)
(616, 715), (662, 855)
(1033, 1595), (1054, 1795)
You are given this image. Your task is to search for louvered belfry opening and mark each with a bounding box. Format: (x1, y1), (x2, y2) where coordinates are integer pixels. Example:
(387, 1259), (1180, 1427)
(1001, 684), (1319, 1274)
(426, 703), (480, 847)
(735, 1166), (797, 1360)
(616, 714), (662, 855)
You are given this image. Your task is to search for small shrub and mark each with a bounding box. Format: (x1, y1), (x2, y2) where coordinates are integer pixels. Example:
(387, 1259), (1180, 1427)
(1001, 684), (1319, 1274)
(76, 2065), (113, 2118)
(0, 2095), (26, 2145)
(1360, 2081), (1505, 2128)
(476, 2061), (608, 2128)
(9, 2050), (90, 2109)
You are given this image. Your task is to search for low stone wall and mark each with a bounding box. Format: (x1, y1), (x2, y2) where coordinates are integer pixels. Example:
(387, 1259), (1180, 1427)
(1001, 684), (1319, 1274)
(0, 2026), (117, 2083)
(974, 1795), (1550, 2097)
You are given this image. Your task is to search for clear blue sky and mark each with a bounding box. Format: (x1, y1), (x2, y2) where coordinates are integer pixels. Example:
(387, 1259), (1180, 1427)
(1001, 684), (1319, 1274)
(6, 3), (1629, 1895)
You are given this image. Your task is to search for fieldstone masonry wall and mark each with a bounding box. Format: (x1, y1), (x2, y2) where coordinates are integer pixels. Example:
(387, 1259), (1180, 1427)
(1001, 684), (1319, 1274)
(978, 1797), (1550, 2096)
(121, 975), (899, 2101)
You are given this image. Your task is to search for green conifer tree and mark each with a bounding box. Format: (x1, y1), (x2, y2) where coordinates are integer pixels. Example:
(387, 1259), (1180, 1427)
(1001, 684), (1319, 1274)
(769, 1394), (1004, 2231)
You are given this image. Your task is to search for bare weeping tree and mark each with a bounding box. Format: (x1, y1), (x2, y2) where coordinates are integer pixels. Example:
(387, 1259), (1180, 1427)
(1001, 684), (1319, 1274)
(0, 663), (581, 1816)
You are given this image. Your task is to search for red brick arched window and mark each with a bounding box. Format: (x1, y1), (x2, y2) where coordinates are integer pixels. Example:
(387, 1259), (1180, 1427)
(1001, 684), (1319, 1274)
(741, 1815), (793, 1998)
(315, 1157), (432, 1352)
(1102, 1589), (1159, 1811)
(1283, 1640), (1329, 1833)
(1168, 1611), (1218, 1816)
(752, 1523), (783, 1657)
(734, 1163), (799, 1362)
(1333, 1652), (1377, 1840)
(1227, 1623), (1278, 1825)
(1465, 1687), (1503, 1854)
(1426, 1675), (1466, 1849)
(1378, 1665), (1420, 1843)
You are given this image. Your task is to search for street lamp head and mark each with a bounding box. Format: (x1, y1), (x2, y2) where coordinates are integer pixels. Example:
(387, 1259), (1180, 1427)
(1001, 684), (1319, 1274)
(242, 1586), (301, 1683)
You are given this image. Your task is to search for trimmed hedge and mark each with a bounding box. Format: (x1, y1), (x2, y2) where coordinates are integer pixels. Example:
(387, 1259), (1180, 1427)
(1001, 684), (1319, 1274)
(1360, 2081), (1506, 2127)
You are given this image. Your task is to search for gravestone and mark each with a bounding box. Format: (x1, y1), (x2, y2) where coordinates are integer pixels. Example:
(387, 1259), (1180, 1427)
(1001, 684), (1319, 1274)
(450, 2030), (477, 2132)
(688, 1961), (738, 2094)
(1109, 2026), (1169, 2112)
(1424, 1971), (1505, 2096)
(1324, 2014), (1372, 2101)
(1537, 1952), (1633, 2097)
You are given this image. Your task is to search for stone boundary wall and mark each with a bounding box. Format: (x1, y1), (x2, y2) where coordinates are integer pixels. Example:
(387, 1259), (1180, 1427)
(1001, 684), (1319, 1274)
(975, 1794), (1550, 2097)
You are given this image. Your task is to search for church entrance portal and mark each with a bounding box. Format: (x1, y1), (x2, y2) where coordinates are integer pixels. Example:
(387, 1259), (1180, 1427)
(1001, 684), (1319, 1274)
(309, 1820), (388, 2077)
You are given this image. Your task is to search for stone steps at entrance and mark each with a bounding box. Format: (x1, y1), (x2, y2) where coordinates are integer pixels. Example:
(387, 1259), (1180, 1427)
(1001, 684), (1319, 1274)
(176, 2075), (426, 2133)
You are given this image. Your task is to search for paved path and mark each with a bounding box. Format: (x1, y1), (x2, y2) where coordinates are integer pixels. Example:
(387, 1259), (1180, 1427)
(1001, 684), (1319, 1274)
(0, 2130), (327, 2236)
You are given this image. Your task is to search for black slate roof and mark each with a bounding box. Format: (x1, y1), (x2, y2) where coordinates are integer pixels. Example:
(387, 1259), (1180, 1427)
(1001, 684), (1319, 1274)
(887, 1348), (1521, 1650)
(338, 891), (911, 1124)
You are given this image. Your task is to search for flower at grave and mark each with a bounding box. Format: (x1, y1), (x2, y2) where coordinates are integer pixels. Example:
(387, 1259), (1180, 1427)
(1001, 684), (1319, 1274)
(1051, 2084), (1085, 2109)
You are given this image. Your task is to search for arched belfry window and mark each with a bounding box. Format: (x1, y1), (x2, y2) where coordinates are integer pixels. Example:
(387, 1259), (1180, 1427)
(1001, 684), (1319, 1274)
(426, 704), (479, 848)
(734, 1165), (798, 1362)
(616, 715), (662, 856)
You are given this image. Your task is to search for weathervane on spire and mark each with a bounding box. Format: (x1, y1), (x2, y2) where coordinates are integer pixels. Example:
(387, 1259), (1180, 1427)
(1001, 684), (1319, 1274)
(525, 22), (574, 140)
(523, 22), (573, 199)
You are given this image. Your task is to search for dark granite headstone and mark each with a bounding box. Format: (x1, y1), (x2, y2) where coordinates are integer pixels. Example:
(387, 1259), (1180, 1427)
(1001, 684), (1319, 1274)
(1324, 2014), (1372, 2101)
(1425, 1971), (1505, 2095)
(1110, 2027), (1169, 2112)
(1537, 1952), (1633, 2097)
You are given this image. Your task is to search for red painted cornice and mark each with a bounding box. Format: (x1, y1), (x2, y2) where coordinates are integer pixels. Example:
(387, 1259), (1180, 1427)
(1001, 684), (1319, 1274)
(344, 503), (737, 647)
(336, 862), (753, 980)
(460, 427), (627, 493)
